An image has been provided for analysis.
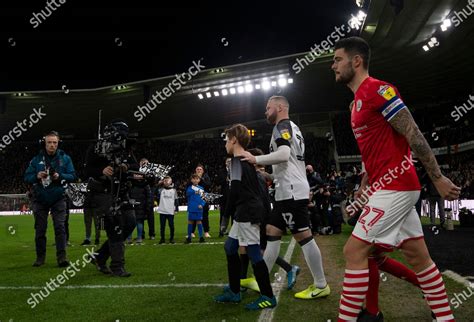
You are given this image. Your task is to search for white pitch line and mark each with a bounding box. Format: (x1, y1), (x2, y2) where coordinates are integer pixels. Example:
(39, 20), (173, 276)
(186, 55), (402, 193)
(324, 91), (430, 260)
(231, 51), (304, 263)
(443, 270), (474, 288)
(126, 241), (289, 246)
(0, 283), (227, 290)
(258, 237), (297, 322)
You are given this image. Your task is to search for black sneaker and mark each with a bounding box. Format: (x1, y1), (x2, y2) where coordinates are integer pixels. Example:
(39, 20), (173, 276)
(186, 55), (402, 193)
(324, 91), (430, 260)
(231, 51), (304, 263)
(199, 237), (205, 243)
(111, 269), (131, 277)
(357, 308), (384, 322)
(169, 239), (175, 244)
(184, 238), (191, 244)
(98, 265), (112, 274)
(58, 260), (70, 267)
(94, 239), (100, 245)
(159, 238), (165, 244)
(81, 239), (91, 246)
(33, 257), (45, 267)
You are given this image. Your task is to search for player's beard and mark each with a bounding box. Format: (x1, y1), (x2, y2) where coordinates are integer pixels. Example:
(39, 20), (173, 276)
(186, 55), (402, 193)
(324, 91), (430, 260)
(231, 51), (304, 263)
(336, 64), (355, 85)
(266, 110), (278, 125)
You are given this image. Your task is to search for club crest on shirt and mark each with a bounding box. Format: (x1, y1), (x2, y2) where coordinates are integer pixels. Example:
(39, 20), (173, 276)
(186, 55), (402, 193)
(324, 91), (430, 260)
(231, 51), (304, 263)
(356, 99), (362, 112)
(377, 85), (396, 101)
(280, 129), (291, 140)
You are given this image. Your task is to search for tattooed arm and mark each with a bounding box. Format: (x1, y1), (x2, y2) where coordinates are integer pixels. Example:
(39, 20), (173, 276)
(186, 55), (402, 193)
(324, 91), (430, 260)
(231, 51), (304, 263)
(389, 108), (461, 200)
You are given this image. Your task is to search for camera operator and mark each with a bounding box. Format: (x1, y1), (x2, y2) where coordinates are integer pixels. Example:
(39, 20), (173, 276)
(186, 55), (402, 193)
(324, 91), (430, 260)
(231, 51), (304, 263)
(24, 131), (76, 267)
(84, 120), (138, 277)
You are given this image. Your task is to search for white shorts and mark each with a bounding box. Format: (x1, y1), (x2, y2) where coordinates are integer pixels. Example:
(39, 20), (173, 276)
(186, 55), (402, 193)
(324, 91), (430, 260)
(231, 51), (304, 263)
(352, 190), (424, 250)
(228, 221), (261, 246)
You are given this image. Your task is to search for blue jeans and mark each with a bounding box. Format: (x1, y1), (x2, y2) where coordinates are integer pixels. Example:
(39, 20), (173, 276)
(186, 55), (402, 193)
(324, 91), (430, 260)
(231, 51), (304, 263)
(128, 220), (144, 240)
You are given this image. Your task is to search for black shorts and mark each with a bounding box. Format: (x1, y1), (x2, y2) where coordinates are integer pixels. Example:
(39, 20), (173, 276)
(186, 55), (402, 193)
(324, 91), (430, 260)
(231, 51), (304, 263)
(268, 199), (310, 234)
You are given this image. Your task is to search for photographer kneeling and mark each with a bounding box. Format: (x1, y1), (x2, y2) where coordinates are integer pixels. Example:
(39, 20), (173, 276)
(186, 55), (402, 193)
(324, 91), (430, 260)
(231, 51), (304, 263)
(85, 120), (138, 277)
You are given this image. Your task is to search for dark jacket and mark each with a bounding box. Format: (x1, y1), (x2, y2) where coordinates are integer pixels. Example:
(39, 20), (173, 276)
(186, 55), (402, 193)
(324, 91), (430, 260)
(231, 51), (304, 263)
(24, 149), (76, 206)
(84, 143), (138, 195)
(130, 181), (154, 220)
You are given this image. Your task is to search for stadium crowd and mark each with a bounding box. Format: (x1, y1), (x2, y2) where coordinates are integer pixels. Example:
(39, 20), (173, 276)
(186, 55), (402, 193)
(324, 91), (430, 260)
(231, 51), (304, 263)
(0, 124), (473, 211)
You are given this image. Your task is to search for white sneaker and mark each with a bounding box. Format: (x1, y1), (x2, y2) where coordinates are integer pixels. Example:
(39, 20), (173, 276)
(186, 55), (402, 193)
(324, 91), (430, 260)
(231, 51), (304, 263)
(204, 232), (211, 238)
(191, 233), (196, 238)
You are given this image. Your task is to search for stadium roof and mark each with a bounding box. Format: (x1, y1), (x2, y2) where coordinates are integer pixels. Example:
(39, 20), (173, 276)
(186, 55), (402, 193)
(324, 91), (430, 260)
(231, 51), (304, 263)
(0, 0), (473, 141)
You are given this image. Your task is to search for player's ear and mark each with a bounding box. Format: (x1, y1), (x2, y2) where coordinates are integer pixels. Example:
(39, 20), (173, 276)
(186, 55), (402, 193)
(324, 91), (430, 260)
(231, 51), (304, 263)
(353, 55), (362, 69)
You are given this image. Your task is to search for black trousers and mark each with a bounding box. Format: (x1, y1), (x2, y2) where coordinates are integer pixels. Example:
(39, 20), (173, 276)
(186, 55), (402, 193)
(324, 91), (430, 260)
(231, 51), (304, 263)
(146, 209), (155, 238)
(91, 193), (136, 271)
(84, 207), (101, 242)
(33, 198), (67, 260)
(159, 213), (175, 240)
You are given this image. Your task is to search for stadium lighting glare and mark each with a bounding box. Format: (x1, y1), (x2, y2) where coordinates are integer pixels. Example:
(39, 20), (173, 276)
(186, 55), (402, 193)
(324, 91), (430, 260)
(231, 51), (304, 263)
(271, 81), (277, 87)
(440, 18), (452, 32)
(288, 78), (293, 84)
(423, 45), (429, 52)
(221, 89), (228, 96)
(255, 84), (261, 89)
(278, 78), (287, 87)
(262, 81), (271, 90)
(205, 92), (212, 98)
(213, 91), (220, 97)
(430, 37), (439, 46)
(237, 86), (244, 93)
(356, 0), (364, 8)
(229, 88), (236, 94)
(198, 94), (204, 99)
(428, 41), (434, 48)
(245, 84), (253, 92)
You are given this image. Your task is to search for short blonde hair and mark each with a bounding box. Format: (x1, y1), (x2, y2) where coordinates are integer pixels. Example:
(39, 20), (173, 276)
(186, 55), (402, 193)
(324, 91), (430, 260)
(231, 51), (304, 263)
(268, 96), (290, 110)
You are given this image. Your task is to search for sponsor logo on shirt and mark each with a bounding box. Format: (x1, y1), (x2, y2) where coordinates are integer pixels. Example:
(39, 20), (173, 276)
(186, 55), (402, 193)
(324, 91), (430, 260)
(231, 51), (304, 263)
(377, 85), (397, 101)
(280, 129), (291, 140)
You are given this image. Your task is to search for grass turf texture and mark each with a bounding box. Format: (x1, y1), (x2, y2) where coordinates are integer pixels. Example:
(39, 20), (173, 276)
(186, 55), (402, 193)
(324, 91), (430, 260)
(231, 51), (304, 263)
(0, 211), (289, 322)
(0, 213), (472, 321)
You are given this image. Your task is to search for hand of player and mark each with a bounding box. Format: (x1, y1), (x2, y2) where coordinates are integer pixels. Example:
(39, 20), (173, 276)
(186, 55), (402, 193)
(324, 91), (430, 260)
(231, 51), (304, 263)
(198, 205), (203, 209)
(433, 175), (461, 201)
(103, 166), (114, 176)
(37, 171), (48, 179)
(354, 187), (364, 201)
(240, 151), (257, 164)
(52, 172), (60, 180)
(119, 163), (128, 172)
